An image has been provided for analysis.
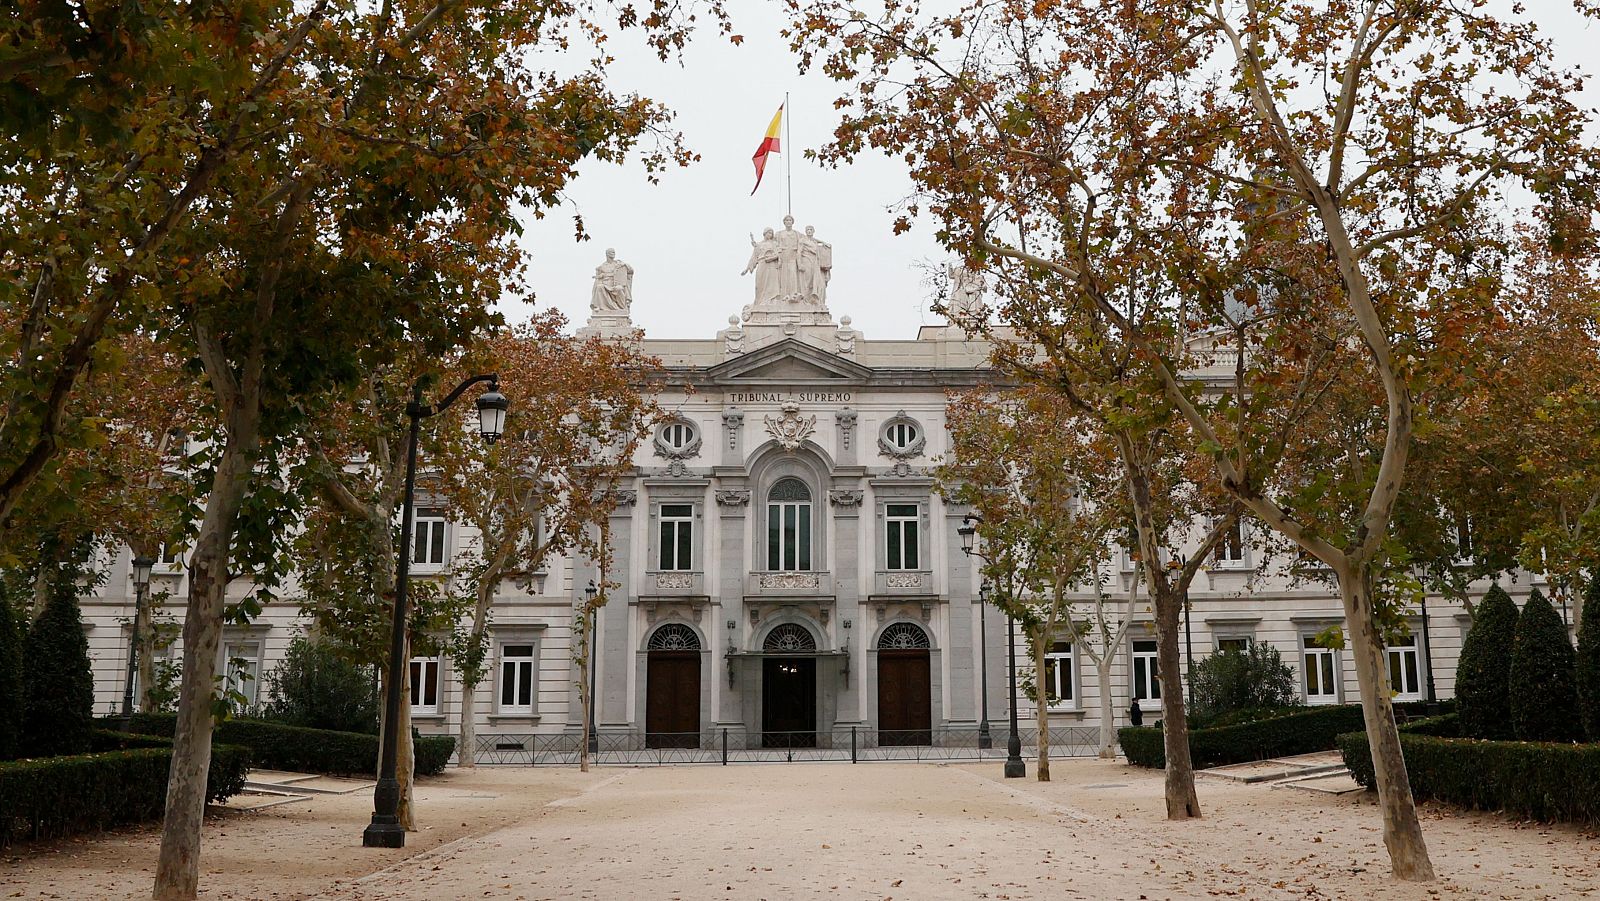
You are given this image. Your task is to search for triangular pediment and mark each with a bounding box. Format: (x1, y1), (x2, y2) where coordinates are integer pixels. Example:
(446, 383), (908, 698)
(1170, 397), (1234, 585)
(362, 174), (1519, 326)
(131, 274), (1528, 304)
(708, 338), (872, 385)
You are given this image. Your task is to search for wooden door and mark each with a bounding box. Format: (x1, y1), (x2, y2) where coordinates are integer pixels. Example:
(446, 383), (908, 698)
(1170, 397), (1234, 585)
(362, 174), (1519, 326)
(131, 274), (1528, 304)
(878, 650), (932, 746)
(646, 651), (700, 749)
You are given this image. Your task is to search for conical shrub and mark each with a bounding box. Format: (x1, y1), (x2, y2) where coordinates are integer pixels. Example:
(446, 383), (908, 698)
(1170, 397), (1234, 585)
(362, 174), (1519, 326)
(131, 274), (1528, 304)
(0, 596), (21, 760)
(21, 578), (95, 758)
(1576, 575), (1600, 742)
(1456, 584), (1519, 739)
(1509, 589), (1580, 743)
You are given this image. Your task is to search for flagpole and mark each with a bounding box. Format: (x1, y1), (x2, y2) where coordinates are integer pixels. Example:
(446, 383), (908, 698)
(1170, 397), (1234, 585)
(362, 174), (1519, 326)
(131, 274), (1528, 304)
(784, 91), (792, 218)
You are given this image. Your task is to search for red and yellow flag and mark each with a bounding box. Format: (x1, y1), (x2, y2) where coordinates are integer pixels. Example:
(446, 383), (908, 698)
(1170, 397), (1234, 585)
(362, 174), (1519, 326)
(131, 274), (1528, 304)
(750, 104), (783, 195)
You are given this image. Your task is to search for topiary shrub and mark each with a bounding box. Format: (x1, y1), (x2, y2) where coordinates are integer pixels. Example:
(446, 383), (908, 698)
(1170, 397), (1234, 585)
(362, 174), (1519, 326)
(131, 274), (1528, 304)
(0, 597), (21, 760)
(1456, 584), (1519, 739)
(262, 635), (378, 734)
(1576, 575), (1600, 742)
(1508, 589), (1580, 742)
(21, 580), (95, 758)
(1188, 641), (1299, 720)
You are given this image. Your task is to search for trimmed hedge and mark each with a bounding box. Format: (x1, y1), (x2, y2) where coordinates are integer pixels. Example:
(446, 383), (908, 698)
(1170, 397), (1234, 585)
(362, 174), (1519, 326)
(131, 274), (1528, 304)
(117, 714), (455, 776)
(21, 584), (95, 758)
(0, 743), (249, 848)
(1338, 721), (1600, 824)
(1119, 701), (1445, 769)
(1577, 576), (1600, 741)
(1457, 584), (1519, 740)
(1509, 589), (1580, 742)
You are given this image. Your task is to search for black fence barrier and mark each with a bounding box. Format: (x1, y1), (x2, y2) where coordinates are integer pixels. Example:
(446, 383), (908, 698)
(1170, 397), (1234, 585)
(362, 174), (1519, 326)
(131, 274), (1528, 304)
(468, 725), (1104, 767)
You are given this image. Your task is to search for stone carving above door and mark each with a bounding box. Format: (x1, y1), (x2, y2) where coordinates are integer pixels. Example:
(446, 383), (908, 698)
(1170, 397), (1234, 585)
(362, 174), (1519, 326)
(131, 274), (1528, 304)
(763, 402), (816, 451)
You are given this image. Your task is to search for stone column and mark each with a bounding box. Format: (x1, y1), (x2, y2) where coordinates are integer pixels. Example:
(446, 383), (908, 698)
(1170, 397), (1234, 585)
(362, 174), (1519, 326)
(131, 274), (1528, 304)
(599, 490), (637, 734)
(829, 486), (865, 725)
(714, 487), (750, 728)
(943, 506), (978, 726)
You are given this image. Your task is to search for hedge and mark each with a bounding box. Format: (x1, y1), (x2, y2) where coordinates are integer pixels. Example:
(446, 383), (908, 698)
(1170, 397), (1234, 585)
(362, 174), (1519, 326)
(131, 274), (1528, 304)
(116, 714), (456, 776)
(1576, 576), (1600, 741)
(1456, 585), (1519, 740)
(0, 743), (249, 848)
(1508, 589), (1580, 742)
(1339, 721), (1600, 824)
(1119, 701), (1445, 769)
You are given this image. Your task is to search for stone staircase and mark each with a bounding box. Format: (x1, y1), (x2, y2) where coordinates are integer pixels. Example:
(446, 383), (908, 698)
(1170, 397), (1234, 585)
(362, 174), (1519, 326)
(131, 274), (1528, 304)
(1196, 752), (1365, 795)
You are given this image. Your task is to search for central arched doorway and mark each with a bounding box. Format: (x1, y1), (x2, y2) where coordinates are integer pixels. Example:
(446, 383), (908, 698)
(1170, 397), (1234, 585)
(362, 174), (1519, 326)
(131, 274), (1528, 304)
(761, 623), (818, 748)
(645, 624), (701, 749)
(877, 623), (932, 746)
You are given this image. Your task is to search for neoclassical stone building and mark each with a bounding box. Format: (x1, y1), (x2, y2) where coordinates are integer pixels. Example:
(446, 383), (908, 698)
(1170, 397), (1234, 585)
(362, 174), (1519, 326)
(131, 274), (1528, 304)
(80, 228), (1557, 757)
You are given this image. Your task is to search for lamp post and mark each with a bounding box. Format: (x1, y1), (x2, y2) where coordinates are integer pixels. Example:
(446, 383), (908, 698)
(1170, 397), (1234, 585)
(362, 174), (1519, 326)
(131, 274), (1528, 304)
(961, 512), (1024, 778)
(364, 374), (506, 850)
(1420, 595), (1437, 704)
(976, 582), (993, 750)
(122, 554), (155, 717)
(585, 580), (600, 755)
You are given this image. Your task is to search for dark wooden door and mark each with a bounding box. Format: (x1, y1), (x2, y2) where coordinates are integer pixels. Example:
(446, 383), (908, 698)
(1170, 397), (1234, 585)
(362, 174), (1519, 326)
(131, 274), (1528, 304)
(878, 650), (932, 746)
(646, 651), (700, 749)
(762, 657), (817, 747)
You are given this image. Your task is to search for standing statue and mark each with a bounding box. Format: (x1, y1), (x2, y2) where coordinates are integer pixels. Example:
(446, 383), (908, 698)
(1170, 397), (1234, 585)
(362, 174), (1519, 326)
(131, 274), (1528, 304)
(775, 215), (802, 298)
(800, 225), (832, 304)
(590, 248), (634, 314)
(947, 262), (986, 322)
(742, 228), (782, 304)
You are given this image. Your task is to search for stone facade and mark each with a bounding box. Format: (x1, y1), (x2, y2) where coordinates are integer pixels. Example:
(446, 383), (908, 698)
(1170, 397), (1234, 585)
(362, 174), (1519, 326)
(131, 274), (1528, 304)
(77, 245), (1572, 757)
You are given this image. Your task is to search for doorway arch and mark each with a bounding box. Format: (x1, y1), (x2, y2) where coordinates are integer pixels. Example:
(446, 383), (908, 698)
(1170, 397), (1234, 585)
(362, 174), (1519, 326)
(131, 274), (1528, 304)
(645, 623), (702, 749)
(876, 622), (932, 746)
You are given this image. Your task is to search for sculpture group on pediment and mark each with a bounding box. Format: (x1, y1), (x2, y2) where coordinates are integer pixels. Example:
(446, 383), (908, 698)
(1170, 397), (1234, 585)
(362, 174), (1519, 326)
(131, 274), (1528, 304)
(741, 215), (832, 312)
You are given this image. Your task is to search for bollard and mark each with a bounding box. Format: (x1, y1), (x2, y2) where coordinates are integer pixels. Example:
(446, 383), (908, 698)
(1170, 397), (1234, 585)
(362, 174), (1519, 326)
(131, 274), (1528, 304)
(851, 726), (858, 764)
(721, 727), (728, 765)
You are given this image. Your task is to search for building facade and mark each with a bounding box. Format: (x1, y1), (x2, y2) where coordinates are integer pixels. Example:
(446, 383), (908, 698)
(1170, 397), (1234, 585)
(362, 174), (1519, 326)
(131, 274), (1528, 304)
(80, 229), (1564, 758)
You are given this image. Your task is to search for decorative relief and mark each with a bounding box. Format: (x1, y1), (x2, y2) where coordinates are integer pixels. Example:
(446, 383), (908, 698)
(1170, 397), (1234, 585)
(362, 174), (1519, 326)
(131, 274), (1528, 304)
(878, 622), (931, 650)
(601, 489), (637, 508)
(715, 489), (750, 507)
(654, 573), (694, 590)
(835, 409), (857, 450)
(884, 573), (923, 589)
(721, 410), (744, 451)
(828, 489), (863, 508)
(763, 402), (817, 451)
(757, 572), (821, 590)
(647, 623), (702, 651)
(762, 622), (818, 652)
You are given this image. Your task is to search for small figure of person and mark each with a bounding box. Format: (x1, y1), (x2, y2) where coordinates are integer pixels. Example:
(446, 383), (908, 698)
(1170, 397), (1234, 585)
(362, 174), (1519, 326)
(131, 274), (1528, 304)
(1129, 696), (1144, 727)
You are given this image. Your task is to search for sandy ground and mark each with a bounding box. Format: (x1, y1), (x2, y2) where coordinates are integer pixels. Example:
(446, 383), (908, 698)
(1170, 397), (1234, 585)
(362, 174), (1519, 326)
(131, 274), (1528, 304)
(4, 758), (1596, 900)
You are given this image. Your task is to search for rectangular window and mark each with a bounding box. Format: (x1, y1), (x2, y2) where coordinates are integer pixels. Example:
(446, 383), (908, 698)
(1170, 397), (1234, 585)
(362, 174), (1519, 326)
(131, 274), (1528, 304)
(767, 502), (811, 571)
(413, 511), (447, 567)
(1132, 639), (1161, 701)
(1303, 636), (1339, 705)
(410, 656), (442, 714)
(1044, 640), (1075, 708)
(1216, 636), (1251, 653)
(885, 504), (920, 570)
(498, 643), (536, 714)
(1386, 635), (1422, 700)
(222, 641), (261, 712)
(659, 504), (694, 571)
(1213, 518), (1248, 568)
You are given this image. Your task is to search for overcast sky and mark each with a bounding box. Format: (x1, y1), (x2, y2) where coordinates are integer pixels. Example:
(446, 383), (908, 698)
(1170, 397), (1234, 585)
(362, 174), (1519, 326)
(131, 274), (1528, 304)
(505, 2), (1599, 343)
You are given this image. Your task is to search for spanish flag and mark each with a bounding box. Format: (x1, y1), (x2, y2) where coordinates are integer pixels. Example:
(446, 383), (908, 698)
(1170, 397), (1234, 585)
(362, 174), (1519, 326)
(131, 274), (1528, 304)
(750, 104), (783, 195)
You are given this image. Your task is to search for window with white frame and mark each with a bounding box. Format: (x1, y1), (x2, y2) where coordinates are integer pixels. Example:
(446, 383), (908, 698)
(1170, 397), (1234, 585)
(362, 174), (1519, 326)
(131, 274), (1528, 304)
(1043, 640), (1076, 708)
(1212, 517), (1249, 568)
(1302, 635), (1339, 704)
(885, 503), (920, 570)
(884, 419), (920, 453)
(410, 656), (442, 715)
(1132, 639), (1161, 701)
(660, 420), (696, 453)
(1120, 525), (1141, 571)
(1216, 636), (1251, 653)
(222, 640), (261, 711)
(159, 542), (184, 568)
(1452, 514), (1475, 562)
(497, 643), (536, 715)
(658, 504), (694, 571)
(766, 478), (812, 571)
(1386, 634), (1422, 700)
(412, 510), (448, 568)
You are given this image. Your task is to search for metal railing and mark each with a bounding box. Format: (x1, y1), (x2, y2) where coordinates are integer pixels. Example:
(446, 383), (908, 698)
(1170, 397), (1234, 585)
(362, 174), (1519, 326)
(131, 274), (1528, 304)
(469, 725), (1105, 766)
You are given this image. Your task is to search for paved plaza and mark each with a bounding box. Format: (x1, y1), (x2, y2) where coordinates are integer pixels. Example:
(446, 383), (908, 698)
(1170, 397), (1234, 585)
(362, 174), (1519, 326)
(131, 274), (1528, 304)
(6, 759), (1597, 900)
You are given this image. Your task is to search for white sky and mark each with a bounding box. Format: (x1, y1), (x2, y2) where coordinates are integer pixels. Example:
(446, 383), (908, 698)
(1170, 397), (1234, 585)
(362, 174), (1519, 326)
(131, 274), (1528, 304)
(504, 2), (1599, 343)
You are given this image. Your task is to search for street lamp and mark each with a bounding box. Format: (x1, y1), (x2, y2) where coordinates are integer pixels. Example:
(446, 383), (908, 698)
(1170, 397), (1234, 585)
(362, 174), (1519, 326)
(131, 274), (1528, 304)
(121, 554), (155, 717)
(364, 374), (506, 850)
(960, 512), (1024, 778)
(976, 582), (993, 750)
(585, 580), (600, 755)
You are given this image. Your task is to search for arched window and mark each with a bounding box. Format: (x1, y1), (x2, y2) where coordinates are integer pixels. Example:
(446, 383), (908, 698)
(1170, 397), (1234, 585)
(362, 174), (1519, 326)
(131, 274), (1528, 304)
(647, 623), (702, 651)
(766, 478), (812, 571)
(763, 623), (818, 652)
(877, 623), (931, 650)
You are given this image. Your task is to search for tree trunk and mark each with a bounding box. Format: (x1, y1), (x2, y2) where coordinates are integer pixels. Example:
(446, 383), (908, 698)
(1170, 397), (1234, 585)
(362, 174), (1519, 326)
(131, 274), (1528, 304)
(153, 431), (258, 900)
(135, 583), (157, 714)
(578, 606), (593, 773)
(1034, 630), (1051, 781)
(1338, 564), (1435, 881)
(397, 640), (416, 831)
(1097, 661), (1117, 758)
(1153, 585), (1201, 819)
(456, 581), (496, 769)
